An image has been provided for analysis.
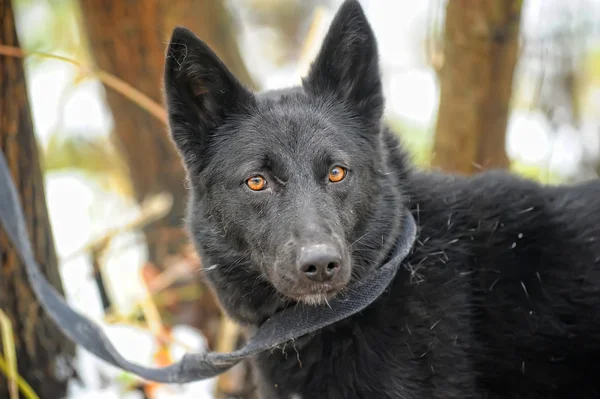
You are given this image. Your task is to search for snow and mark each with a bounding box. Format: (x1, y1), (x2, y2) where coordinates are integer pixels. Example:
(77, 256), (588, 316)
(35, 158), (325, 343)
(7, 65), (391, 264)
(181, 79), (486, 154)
(45, 173), (217, 398)
(64, 324), (216, 399)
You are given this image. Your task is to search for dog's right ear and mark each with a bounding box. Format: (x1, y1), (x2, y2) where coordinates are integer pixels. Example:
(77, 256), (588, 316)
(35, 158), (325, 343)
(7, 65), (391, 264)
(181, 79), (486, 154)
(164, 27), (255, 171)
(303, 0), (382, 127)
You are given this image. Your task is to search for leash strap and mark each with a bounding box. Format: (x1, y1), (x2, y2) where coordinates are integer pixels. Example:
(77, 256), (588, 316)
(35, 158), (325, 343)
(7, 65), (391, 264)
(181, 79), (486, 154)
(0, 150), (417, 383)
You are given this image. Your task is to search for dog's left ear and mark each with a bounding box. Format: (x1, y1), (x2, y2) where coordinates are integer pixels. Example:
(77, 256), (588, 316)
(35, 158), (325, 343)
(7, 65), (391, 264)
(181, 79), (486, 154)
(163, 27), (255, 171)
(304, 0), (383, 126)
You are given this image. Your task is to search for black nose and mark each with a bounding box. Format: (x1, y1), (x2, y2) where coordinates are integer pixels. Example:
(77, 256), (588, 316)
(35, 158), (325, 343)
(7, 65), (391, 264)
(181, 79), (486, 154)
(297, 244), (342, 282)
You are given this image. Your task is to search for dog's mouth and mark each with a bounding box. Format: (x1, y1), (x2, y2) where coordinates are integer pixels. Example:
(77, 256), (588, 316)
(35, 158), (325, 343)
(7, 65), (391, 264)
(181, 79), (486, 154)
(288, 286), (342, 306)
(267, 261), (350, 307)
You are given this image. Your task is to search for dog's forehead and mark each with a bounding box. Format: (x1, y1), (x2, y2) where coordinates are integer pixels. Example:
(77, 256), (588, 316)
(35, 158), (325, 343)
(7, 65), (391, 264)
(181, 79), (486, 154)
(255, 106), (332, 138)
(221, 94), (339, 152)
(211, 90), (368, 172)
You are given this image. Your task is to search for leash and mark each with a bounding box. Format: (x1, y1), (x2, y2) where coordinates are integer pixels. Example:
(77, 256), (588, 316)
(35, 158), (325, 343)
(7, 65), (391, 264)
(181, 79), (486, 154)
(0, 150), (417, 383)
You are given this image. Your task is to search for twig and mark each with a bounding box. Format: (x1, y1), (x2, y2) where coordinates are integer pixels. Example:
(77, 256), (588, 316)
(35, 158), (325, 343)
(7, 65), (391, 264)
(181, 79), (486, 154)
(0, 309), (19, 399)
(215, 316), (242, 395)
(100, 315), (196, 352)
(60, 192), (173, 264)
(144, 257), (199, 295)
(139, 288), (171, 348)
(97, 71), (167, 124)
(0, 45), (167, 125)
(0, 355), (39, 399)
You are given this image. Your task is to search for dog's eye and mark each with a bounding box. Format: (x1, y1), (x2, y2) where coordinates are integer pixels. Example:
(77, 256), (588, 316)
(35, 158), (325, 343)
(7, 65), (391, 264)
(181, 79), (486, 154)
(328, 166), (347, 183)
(246, 176), (267, 191)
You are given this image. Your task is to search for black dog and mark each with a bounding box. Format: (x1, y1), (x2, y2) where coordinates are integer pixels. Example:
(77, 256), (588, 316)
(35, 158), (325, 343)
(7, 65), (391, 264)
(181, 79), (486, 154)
(163, 1), (600, 397)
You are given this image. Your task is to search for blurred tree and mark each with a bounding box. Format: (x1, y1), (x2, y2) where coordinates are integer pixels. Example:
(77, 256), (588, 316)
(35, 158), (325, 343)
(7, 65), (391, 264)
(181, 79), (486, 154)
(241, 0), (321, 66)
(523, 12), (600, 182)
(77, 0), (256, 266)
(0, 0), (75, 396)
(77, 1), (257, 396)
(433, 0), (522, 174)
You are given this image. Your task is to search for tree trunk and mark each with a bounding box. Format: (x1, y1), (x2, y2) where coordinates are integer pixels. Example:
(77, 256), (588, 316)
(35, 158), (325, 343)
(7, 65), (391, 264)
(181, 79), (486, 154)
(433, 0), (522, 174)
(77, 0), (256, 265)
(0, 1), (75, 397)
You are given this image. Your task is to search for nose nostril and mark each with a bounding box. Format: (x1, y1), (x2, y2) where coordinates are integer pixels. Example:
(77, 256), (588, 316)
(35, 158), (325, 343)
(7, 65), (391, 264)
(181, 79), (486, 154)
(297, 245), (343, 282)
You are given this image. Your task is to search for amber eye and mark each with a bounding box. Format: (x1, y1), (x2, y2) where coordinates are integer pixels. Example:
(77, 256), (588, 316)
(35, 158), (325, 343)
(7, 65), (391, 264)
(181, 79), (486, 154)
(246, 176), (267, 191)
(328, 166), (347, 183)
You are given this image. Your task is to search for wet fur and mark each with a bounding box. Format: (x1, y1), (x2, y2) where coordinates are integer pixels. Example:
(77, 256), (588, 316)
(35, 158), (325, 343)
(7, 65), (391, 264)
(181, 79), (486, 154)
(163, 1), (600, 397)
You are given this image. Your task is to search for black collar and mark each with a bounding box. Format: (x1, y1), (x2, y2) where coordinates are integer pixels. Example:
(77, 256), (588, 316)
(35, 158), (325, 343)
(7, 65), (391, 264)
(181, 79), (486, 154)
(0, 150), (417, 383)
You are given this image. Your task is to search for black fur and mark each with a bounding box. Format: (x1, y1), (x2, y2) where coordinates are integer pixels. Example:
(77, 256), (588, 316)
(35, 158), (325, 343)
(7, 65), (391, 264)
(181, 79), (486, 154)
(163, 1), (600, 397)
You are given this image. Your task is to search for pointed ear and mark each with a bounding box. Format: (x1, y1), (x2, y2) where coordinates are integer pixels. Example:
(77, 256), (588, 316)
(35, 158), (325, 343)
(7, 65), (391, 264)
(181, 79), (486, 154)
(304, 0), (383, 126)
(163, 27), (255, 170)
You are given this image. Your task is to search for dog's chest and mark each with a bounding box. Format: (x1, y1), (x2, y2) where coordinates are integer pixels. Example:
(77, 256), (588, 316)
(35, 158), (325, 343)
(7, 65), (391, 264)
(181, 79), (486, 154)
(253, 330), (408, 399)
(252, 311), (474, 399)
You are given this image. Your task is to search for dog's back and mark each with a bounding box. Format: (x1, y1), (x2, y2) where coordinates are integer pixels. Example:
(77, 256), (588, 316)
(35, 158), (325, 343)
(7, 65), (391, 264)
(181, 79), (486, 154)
(403, 167), (600, 398)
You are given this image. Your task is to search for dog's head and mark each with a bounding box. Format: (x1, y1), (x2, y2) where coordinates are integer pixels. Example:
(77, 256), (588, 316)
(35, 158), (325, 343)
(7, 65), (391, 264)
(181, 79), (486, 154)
(164, 0), (406, 324)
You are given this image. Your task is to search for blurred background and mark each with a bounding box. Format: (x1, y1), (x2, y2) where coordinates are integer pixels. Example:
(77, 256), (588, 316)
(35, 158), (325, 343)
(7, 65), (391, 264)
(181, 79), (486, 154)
(1, 0), (600, 398)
